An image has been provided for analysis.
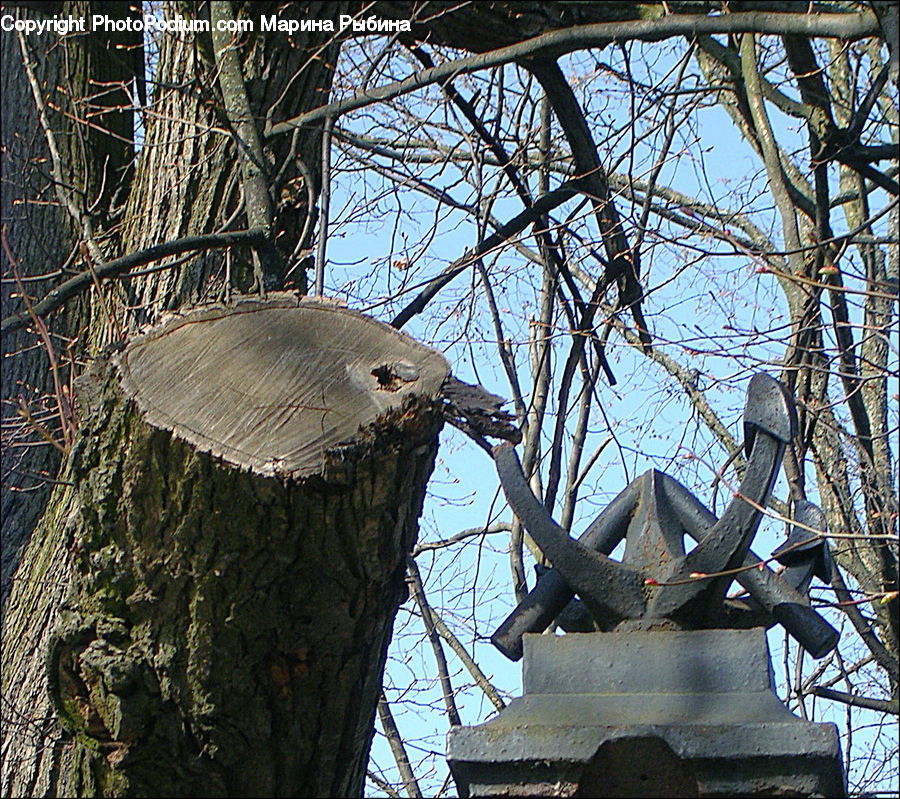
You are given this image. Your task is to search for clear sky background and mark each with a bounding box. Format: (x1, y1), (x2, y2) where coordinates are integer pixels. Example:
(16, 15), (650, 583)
(314, 35), (897, 798)
(111, 10), (896, 795)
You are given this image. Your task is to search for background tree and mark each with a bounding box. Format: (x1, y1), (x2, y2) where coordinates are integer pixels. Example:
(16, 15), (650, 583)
(2, 2), (897, 797)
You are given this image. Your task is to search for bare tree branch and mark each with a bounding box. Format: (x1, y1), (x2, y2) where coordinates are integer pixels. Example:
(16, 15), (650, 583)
(426, 604), (506, 713)
(811, 686), (899, 714)
(210, 1), (281, 290)
(267, 11), (880, 138)
(2, 229), (266, 334)
(391, 179), (585, 329)
(406, 557), (461, 728)
(376, 691), (424, 799)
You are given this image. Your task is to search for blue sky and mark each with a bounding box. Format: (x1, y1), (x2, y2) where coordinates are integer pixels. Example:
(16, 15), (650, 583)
(116, 12), (897, 794)
(313, 35), (897, 797)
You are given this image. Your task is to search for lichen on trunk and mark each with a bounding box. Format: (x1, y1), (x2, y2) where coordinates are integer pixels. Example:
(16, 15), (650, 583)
(44, 297), (449, 796)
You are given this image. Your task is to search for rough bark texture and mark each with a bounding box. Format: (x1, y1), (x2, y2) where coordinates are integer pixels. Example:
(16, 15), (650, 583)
(2, 9), (140, 788)
(2, 5), (350, 794)
(1, 0), (139, 636)
(0, 5), (68, 599)
(118, 1), (347, 323)
(39, 300), (448, 796)
(1, 0), (137, 599)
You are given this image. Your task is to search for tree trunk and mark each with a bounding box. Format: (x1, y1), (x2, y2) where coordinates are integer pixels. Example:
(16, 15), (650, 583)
(2, 5), (349, 794)
(0, 5), (69, 599)
(2, 9), (139, 789)
(28, 297), (448, 796)
(1, 0), (137, 599)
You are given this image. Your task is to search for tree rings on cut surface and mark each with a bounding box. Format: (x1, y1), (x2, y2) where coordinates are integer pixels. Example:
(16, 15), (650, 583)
(114, 295), (450, 479)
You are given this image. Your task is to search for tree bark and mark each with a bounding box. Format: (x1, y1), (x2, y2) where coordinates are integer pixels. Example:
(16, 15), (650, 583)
(0, 4), (68, 599)
(1, 0), (137, 599)
(3, 6), (348, 794)
(20, 298), (448, 796)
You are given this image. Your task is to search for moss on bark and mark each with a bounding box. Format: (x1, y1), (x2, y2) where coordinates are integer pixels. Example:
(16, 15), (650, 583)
(44, 332), (443, 796)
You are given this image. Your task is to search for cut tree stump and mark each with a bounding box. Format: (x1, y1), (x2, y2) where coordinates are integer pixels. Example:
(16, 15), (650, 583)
(49, 296), (450, 797)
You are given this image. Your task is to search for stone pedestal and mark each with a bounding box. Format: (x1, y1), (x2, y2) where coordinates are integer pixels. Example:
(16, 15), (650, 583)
(448, 629), (845, 798)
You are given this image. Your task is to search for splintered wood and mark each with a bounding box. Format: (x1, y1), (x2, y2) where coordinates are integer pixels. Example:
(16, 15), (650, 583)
(115, 296), (450, 479)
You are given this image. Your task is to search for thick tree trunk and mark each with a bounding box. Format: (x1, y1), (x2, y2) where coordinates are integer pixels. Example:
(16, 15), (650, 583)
(0, 8), (69, 599)
(36, 297), (448, 796)
(117, 1), (347, 323)
(3, 5), (349, 794)
(1, 0), (136, 598)
(2, 9), (139, 789)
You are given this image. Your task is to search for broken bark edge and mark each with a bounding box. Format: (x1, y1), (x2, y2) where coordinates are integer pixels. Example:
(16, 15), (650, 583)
(84, 295), (451, 483)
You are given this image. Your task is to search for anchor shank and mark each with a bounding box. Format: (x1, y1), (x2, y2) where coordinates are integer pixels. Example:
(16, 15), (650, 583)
(491, 569), (572, 660)
(648, 432), (785, 620)
(491, 480), (640, 659)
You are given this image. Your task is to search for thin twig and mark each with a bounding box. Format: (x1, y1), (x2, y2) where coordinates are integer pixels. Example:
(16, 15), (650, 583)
(412, 523), (512, 556)
(366, 770), (403, 799)
(314, 115), (333, 296)
(427, 608), (506, 712)
(3, 229), (76, 449)
(266, 11), (880, 138)
(2, 229), (265, 334)
(375, 692), (423, 799)
(16, 29), (103, 263)
(406, 557), (461, 727)
(391, 179), (584, 329)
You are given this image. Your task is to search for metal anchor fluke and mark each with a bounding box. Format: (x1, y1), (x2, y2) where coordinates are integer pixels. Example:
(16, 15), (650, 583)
(491, 373), (839, 660)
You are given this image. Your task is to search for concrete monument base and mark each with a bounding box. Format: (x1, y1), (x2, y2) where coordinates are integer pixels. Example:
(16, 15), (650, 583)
(448, 629), (845, 798)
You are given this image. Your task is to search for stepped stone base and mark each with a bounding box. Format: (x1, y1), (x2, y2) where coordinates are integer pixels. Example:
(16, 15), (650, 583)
(448, 629), (845, 798)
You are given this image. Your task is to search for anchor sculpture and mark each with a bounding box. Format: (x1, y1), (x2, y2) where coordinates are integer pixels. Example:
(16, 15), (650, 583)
(491, 373), (839, 660)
